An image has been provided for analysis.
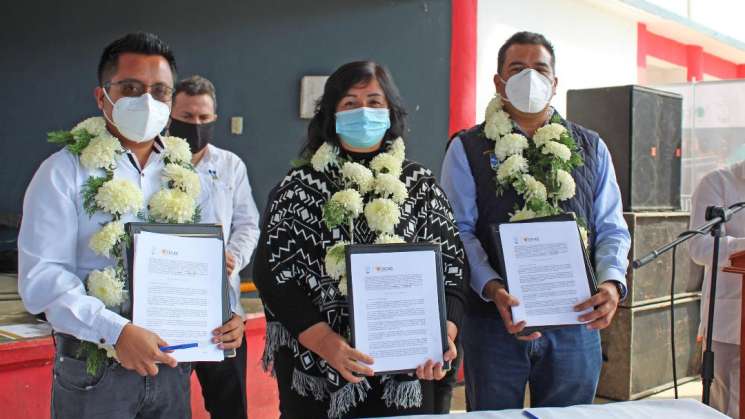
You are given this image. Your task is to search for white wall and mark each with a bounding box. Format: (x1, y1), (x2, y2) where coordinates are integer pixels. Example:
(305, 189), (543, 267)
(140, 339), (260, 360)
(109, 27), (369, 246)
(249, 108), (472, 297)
(646, 0), (745, 44)
(476, 0), (638, 120)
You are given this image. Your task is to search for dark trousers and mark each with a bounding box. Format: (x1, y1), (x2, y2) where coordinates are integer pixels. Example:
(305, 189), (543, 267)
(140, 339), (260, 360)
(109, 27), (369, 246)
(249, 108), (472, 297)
(462, 313), (602, 411)
(194, 339), (248, 419)
(274, 347), (436, 418)
(51, 338), (192, 419)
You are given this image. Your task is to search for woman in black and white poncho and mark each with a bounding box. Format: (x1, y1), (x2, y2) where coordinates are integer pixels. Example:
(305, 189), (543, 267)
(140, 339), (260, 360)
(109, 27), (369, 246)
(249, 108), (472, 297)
(254, 61), (466, 418)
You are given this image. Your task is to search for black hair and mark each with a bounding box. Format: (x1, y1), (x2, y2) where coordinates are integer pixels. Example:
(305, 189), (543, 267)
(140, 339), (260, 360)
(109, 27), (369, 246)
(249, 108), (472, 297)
(497, 31), (555, 74)
(174, 75), (217, 111)
(301, 61), (407, 157)
(97, 32), (178, 85)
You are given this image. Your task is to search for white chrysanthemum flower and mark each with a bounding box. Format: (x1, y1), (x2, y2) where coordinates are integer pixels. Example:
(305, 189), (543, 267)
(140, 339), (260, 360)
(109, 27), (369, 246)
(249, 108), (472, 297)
(162, 136), (192, 164)
(389, 137), (406, 161)
(370, 153), (403, 178)
(72, 117), (108, 137)
(95, 179), (143, 216)
(541, 141), (571, 162)
(148, 189), (196, 223)
(510, 208), (537, 222)
(341, 162), (374, 193)
(484, 110), (512, 140)
(533, 123), (567, 147)
(555, 169), (576, 201)
(364, 198), (401, 234)
(163, 163), (201, 198)
(98, 343), (119, 360)
(89, 221), (125, 257)
(324, 241), (348, 281)
(375, 233), (406, 244)
(484, 94), (504, 121)
(311, 142), (339, 172)
(373, 173), (408, 204)
(496, 154), (528, 182)
(330, 189), (364, 219)
(80, 136), (122, 171)
(87, 267), (125, 307)
(522, 174), (548, 202)
(494, 133), (528, 161)
(579, 226), (589, 248)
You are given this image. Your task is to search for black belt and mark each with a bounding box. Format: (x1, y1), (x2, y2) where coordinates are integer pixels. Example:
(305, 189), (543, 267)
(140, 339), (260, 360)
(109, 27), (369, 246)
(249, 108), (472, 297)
(53, 333), (92, 361)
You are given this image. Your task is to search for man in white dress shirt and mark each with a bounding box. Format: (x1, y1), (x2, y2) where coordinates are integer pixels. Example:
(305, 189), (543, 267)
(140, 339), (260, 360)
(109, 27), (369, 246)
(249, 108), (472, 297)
(169, 75), (260, 419)
(18, 33), (244, 418)
(690, 161), (745, 419)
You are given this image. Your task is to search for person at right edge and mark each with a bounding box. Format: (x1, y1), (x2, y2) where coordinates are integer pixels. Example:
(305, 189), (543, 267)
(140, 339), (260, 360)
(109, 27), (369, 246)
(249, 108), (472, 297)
(689, 162), (745, 419)
(440, 31), (631, 410)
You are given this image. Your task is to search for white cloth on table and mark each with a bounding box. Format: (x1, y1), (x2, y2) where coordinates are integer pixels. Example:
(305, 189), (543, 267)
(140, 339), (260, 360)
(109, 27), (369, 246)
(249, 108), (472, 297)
(392, 399), (728, 419)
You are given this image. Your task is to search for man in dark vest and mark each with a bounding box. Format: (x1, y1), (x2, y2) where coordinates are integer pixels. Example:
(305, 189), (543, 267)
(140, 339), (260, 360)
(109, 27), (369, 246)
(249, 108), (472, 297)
(440, 31), (631, 410)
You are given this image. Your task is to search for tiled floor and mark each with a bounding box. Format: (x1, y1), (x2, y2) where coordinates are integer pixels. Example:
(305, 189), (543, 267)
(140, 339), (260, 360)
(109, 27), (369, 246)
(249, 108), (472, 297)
(448, 379), (704, 413)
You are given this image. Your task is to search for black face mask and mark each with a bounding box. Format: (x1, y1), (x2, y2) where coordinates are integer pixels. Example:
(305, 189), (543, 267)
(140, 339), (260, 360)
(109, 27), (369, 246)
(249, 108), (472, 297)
(169, 118), (215, 153)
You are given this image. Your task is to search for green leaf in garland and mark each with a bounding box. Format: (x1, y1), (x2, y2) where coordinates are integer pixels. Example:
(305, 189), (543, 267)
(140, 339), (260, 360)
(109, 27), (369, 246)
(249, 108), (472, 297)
(76, 341), (108, 376)
(323, 200), (348, 230)
(47, 129), (96, 155)
(81, 176), (109, 216)
(47, 130), (75, 146)
(290, 157), (310, 168)
(192, 205), (202, 223)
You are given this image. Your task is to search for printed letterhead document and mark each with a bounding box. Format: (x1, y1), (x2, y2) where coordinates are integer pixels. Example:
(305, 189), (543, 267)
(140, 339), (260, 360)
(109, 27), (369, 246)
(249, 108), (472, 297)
(132, 231), (224, 362)
(346, 244), (448, 375)
(498, 221), (594, 328)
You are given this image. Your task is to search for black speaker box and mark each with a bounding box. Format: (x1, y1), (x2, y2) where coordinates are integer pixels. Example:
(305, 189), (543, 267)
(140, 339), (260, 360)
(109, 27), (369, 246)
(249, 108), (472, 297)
(567, 85), (682, 211)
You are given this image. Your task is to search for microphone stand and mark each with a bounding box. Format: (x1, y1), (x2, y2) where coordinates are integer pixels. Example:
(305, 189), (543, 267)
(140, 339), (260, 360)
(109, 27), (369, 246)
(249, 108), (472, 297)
(633, 202), (745, 405)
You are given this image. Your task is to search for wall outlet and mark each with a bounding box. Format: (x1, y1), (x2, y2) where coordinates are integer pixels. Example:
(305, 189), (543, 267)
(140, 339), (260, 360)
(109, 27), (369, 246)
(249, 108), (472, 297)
(231, 116), (243, 135)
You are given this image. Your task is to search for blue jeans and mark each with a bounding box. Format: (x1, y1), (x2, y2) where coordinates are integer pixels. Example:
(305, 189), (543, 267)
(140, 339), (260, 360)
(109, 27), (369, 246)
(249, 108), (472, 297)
(51, 353), (192, 419)
(462, 313), (602, 410)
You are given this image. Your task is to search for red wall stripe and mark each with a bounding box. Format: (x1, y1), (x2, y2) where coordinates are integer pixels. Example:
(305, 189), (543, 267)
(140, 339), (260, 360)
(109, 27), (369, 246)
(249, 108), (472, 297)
(637, 23), (648, 68)
(638, 22), (743, 80)
(703, 52), (739, 79)
(687, 45), (704, 81)
(449, 0), (478, 137)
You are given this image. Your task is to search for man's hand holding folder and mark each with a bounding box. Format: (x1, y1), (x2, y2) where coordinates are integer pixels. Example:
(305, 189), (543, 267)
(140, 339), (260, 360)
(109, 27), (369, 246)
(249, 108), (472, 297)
(484, 278), (621, 340)
(115, 323), (178, 376)
(483, 280), (542, 341)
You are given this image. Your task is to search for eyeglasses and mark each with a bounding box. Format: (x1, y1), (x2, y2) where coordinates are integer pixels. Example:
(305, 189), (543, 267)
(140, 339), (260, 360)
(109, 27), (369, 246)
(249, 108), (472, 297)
(103, 80), (174, 102)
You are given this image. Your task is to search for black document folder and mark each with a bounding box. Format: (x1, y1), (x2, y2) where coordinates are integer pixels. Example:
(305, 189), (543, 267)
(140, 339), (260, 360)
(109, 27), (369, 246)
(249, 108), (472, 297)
(345, 243), (450, 375)
(123, 222), (236, 358)
(488, 213), (598, 333)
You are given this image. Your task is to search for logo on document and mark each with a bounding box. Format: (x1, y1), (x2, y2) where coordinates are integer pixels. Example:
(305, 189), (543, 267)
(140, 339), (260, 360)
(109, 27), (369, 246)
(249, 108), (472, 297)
(159, 248), (179, 257)
(366, 265), (394, 274)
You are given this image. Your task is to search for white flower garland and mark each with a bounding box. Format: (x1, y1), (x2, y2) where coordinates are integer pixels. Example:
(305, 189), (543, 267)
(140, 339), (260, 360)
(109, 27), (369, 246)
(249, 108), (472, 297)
(48, 116), (200, 370)
(311, 138), (408, 295)
(483, 94), (588, 243)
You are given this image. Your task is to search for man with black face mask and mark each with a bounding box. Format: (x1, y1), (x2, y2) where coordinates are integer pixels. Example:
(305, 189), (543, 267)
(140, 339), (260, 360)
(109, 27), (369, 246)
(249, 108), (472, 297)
(170, 75), (260, 419)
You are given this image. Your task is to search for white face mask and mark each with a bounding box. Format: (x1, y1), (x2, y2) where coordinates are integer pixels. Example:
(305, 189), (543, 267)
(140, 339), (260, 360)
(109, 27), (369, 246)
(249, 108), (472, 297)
(503, 68), (554, 114)
(102, 89), (170, 143)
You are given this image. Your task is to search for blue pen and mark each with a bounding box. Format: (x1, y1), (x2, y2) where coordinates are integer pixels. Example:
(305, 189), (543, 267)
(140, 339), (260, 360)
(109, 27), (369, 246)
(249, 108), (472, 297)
(159, 342), (198, 351)
(522, 410), (540, 419)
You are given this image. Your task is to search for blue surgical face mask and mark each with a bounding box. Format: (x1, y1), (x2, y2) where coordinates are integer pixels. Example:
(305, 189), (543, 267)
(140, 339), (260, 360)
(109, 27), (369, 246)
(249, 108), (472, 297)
(335, 107), (391, 148)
